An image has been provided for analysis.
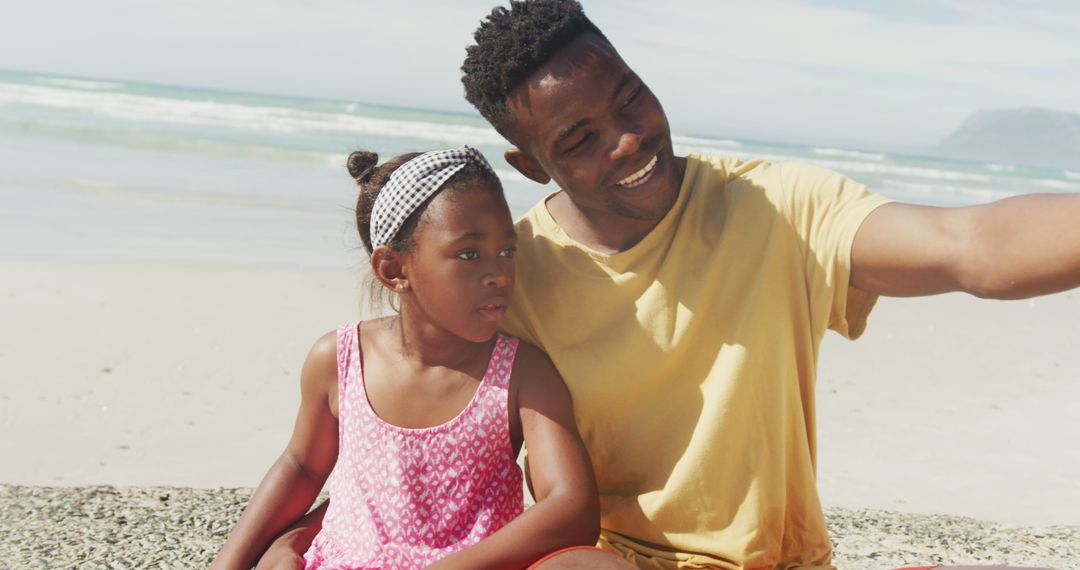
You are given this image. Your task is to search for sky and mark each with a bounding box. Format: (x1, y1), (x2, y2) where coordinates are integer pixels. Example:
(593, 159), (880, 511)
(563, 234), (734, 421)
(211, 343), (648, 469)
(3, 0), (1079, 149)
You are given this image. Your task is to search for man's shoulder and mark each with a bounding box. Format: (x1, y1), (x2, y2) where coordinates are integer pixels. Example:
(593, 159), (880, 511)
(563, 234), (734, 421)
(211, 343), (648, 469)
(688, 153), (773, 175)
(680, 154), (788, 213)
(687, 154), (863, 208)
(688, 153), (748, 173)
(685, 154), (785, 197)
(688, 153), (836, 181)
(512, 196), (558, 244)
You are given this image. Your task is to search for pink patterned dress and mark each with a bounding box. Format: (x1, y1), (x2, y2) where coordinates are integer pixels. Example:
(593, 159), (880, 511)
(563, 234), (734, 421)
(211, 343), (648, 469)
(303, 322), (525, 570)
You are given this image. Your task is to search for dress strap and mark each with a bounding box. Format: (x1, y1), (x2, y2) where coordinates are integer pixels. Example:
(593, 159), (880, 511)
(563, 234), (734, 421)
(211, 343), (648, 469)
(336, 321), (360, 404)
(484, 334), (519, 390)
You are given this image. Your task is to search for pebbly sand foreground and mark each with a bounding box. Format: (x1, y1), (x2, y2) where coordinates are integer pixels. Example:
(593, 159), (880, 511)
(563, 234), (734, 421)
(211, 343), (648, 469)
(2, 485), (1078, 569)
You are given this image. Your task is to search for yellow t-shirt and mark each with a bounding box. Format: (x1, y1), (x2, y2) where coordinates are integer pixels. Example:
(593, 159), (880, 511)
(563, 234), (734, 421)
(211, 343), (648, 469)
(502, 155), (891, 569)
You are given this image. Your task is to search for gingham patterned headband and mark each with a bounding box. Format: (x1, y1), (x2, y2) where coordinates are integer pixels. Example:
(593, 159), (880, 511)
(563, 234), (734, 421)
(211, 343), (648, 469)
(370, 146), (495, 247)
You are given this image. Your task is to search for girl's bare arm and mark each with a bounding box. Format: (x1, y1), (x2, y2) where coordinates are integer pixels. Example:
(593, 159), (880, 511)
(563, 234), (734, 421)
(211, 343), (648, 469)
(211, 332), (340, 570)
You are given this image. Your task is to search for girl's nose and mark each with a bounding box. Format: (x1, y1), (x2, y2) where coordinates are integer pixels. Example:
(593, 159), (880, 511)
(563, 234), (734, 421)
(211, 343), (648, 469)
(483, 262), (511, 288)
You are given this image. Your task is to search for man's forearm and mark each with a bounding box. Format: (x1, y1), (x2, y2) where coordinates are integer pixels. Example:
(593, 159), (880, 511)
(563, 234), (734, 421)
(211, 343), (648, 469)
(852, 194), (1080, 299)
(961, 193), (1080, 299)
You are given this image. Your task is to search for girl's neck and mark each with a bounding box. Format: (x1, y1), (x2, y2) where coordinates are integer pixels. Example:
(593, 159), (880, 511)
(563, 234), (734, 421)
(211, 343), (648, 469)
(389, 311), (493, 372)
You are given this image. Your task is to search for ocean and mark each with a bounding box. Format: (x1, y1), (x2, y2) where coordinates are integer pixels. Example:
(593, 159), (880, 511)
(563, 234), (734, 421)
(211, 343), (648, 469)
(2, 68), (1078, 269)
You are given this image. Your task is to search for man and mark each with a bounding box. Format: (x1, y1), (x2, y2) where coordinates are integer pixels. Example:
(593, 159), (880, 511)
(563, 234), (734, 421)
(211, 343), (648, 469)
(257, 1), (1079, 568)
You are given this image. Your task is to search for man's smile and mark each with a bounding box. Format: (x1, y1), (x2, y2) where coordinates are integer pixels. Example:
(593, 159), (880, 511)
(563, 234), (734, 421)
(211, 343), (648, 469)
(615, 153), (658, 189)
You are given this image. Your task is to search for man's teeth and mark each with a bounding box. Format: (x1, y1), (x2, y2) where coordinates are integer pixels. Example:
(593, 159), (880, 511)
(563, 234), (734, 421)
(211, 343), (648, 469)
(617, 155), (658, 188)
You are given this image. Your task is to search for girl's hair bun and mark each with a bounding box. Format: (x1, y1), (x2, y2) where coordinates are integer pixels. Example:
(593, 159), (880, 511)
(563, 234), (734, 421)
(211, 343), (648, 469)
(347, 150), (379, 180)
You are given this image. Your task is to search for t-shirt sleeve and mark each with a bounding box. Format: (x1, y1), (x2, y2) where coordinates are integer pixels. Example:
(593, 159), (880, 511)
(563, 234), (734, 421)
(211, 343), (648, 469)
(777, 162), (892, 339)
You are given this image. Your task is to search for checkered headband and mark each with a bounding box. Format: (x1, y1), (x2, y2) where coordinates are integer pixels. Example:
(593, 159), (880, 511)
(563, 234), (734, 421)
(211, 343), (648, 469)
(369, 146), (495, 247)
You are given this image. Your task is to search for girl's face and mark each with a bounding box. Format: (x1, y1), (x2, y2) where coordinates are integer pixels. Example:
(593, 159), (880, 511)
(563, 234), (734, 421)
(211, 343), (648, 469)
(401, 182), (517, 343)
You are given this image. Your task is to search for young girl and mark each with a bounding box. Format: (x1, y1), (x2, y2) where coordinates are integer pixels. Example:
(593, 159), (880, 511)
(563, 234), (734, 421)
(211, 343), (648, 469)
(211, 147), (600, 569)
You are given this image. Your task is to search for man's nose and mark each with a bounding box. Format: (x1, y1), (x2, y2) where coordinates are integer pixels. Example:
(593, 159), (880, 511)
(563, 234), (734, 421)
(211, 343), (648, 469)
(610, 125), (645, 161)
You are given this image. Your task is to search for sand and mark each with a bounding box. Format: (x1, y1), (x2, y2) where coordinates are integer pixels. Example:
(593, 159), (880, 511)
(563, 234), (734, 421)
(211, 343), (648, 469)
(1, 260), (1078, 567)
(2, 485), (1077, 569)
(817, 291), (1080, 528)
(0, 262), (376, 489)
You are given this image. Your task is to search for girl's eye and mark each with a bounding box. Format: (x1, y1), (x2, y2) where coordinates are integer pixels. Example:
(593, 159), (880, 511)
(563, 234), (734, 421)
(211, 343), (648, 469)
(500, 246), (517, 259)
(456, 250), (479, 261)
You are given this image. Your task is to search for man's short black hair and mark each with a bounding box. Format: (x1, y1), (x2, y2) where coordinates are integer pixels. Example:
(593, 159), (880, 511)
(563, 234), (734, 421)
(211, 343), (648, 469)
(462, 0), (607, 139)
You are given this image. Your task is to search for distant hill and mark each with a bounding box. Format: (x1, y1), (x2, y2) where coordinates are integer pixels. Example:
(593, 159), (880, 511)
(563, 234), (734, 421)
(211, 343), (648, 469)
(938, 108), (1080, 170)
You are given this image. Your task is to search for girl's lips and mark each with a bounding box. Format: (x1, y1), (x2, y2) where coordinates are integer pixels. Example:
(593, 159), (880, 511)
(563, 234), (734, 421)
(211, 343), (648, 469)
(477, 304), (507, 322)
(477, 295), (509, 322)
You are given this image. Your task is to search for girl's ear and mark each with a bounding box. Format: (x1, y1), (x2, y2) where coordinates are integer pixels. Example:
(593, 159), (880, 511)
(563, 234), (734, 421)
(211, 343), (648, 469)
(371, 245), (410, 292)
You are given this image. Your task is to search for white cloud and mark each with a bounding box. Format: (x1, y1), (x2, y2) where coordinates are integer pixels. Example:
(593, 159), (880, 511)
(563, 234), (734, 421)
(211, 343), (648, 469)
(2, 0), (1078, 147)
(594, 0), (1080, 144)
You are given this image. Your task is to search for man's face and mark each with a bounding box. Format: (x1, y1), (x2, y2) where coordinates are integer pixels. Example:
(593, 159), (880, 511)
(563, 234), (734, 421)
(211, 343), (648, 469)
(505, 33), (681, 222)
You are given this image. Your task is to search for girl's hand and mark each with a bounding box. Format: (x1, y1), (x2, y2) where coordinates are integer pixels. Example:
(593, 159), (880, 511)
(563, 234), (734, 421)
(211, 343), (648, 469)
(431, 342), (600, 569)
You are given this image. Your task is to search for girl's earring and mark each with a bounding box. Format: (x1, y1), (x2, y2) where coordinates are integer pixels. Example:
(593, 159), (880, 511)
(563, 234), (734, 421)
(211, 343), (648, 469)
(396, 281), (410, 291)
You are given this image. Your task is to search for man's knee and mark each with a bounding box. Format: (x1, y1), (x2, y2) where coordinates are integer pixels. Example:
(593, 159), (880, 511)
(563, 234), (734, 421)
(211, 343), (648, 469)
(253, 549), (303, 570)
(530, 546), (634, 569)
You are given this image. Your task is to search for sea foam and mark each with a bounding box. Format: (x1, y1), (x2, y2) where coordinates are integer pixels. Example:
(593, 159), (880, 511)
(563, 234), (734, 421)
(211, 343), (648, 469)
(0, 84), (506, 146)
(812, 147), (887, 161)
(34, 77), (126, 91)
(672, 134), (742, 149)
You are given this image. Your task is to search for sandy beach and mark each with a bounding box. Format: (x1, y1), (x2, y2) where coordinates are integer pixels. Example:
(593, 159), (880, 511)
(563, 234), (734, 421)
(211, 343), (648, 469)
(0, 262), (374, 489)
(3, 260), (1077, 524)
(817, 290), (1080, 529)
(1, 259), (1078, 568)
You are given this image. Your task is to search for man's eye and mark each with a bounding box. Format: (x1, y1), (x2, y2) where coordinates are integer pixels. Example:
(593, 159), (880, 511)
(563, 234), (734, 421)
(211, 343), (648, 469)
(500, 246), (517, 258)
(566, 133), (591, 154)
(456, 250), (479, 260)
(621, 87), (641, 110)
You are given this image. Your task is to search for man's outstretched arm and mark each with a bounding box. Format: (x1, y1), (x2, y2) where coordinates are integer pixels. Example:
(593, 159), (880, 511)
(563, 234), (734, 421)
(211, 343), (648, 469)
(851, 194), (1080, 299)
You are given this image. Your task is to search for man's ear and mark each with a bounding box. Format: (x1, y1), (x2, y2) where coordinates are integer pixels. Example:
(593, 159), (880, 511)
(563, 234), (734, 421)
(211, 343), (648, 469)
(505, 148), (551, 185)
(370, 245), (409, 291)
